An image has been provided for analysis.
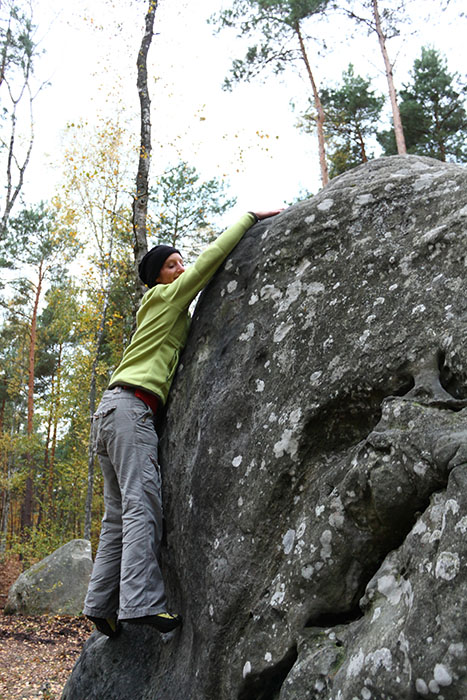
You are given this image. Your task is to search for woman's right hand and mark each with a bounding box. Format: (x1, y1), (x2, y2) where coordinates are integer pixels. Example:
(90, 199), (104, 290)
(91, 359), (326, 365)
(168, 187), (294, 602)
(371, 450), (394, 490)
(253, 209), (284, 220)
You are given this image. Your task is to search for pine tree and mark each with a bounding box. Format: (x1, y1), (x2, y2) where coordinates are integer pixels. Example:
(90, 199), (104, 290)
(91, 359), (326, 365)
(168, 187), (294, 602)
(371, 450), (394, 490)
(149, 161), (236, 262)
(211, 0), (333, 186)
(378, 47), (467, 162)
(299, 64), (385, 177)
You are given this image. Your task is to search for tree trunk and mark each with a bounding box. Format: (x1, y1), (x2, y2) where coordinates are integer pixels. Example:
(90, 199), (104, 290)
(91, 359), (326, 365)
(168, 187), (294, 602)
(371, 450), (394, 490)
(48, 344), (62, 516)
(83, 261), (113, 541)
(295, 22), (329, 188)
(20, 262), (44, 533)
(132, 0), (158, 292)
(371, 0), (406, 155)
(356, 125), (368, 162)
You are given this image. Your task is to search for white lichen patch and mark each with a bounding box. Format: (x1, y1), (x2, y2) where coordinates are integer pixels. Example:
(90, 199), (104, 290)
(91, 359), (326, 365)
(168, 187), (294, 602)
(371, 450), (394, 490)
(320, 530), (332, 560)
(290, 408), (302, 425)
(454, 516), (467, 534)
(232, 455), (243, 468)
(346, 649), (365, 678)
(435, 551), (460, 580)
(243, 661), (251, 679)
(295, 259), (312, 276)
(376, 575), (406, 606)
(306, 281), (326, 296)
(270, 590), (285, 608)
(415, 678), (429, 695)
(273, 429), (299, 459)
(227, 280), (238, 293)
(355, 193), (374, 206)
(317, 198), (334, 212)
(310, 371), (323, 385)
(329, 497), (345, 528)
(273, 322), (294, 343)
(239, 323), (255, 341)
(277, 280), (303, 313)
(301, 564), (314, 580)
(367, 648), (393, 673)
(413, 461), (428, 477)
(256, 379), (265, 392)
(412, 519), (427, 536)
(433, 663), (452, 686)
(248, 292), (259, 305)
(264, 652), (272, 663)
(282, 529), (295, 555)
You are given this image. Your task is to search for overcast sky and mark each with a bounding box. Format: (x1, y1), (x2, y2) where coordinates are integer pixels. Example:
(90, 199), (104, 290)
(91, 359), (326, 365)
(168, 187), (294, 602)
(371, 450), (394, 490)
(25, 0), (466, 219)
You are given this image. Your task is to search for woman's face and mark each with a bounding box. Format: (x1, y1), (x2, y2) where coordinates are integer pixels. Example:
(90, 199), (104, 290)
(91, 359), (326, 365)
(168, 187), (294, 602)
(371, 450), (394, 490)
(156, 253), (185, 285)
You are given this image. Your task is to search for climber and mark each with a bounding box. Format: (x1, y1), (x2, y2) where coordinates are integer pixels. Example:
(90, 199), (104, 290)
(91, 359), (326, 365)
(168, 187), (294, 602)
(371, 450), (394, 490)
(83, 209), (282, 638)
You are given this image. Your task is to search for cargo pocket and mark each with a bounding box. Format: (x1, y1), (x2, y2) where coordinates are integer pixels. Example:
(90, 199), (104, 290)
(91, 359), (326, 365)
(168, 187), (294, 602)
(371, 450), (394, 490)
(92, 404), (117, 454)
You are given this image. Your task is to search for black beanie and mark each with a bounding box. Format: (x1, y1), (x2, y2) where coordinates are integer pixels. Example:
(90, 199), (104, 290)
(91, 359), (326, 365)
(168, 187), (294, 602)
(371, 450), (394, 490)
(138, 245), (180, 288)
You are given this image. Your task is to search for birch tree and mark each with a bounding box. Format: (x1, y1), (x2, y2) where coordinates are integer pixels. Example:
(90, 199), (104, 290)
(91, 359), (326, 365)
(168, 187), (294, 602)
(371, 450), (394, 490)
(0, 0), (46, 236)
(132, 0), (158, 293)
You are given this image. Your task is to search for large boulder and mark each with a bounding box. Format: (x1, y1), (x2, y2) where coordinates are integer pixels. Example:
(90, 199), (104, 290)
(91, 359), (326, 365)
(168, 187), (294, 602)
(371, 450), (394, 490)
(62, 156), (467, 699)
(5, 539), (92, 615)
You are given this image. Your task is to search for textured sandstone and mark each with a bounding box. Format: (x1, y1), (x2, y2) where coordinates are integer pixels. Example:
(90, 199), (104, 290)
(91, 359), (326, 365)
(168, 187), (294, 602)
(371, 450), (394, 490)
(63, 156), (467, 699)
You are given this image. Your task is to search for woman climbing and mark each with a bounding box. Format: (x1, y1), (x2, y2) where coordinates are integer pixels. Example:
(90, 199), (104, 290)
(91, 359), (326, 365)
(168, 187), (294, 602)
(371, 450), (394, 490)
(83, 209), (282, 637)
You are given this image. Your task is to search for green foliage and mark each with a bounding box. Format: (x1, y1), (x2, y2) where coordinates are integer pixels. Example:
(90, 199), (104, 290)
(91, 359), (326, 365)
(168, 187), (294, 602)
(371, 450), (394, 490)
(378, 47), (467, 162)
(210, 0), (330, 89)
(9, 525), (70, 569)
(0, 2), (36, 79)
(299, 64), (385, 176)
(149, 161), (237, 262)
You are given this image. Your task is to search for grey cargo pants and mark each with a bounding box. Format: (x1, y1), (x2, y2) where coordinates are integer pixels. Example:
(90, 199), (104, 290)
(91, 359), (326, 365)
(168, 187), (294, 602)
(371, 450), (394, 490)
(83, 386), (166, 620)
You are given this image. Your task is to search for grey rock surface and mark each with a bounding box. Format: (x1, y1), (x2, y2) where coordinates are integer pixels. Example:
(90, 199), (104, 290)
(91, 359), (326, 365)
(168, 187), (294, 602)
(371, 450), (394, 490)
(5, 539), (92, 615)
(63, 156), (467, 699)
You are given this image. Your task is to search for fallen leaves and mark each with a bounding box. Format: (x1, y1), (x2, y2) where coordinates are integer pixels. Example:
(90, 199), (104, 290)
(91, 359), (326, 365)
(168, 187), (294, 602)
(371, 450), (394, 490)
(0, 612), (92, 700)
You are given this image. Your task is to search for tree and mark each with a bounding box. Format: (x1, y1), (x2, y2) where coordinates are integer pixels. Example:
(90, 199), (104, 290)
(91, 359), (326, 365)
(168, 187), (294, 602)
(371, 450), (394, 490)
(59, 118), (136, 541)
(343, 0), (407, 154)
(0, 1), (46, 236)
(5, 203), (79, 532)
(378, 47), (467, 162)
(149, 161), (236, 261)
(34, 281), (79, 522)
(299, 64), (385, 177)
(211, 0), (332, 187)
(132, 0), (158, 294)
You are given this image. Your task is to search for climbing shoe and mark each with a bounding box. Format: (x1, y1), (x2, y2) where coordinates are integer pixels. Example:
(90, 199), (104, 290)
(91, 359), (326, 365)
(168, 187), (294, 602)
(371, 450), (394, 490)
(126, 612), (182, 633)
(86, 615), (122, 638)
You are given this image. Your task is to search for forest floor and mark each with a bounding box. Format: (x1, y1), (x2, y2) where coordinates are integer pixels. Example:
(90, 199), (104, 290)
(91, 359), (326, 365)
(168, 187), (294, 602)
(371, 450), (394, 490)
(0, 555), (92, 700)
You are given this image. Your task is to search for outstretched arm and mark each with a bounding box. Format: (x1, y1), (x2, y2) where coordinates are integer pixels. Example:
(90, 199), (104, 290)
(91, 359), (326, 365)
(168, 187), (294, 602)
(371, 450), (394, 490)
(158, 210), (283, 308)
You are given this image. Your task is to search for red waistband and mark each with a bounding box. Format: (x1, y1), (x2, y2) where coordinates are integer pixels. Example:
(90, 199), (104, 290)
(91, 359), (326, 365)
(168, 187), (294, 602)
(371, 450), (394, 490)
(120, 386), (159, 415)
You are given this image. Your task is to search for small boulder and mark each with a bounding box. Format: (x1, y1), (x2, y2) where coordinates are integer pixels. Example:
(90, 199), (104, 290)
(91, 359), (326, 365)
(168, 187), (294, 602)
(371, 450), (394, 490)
(4, 539), (92, 616)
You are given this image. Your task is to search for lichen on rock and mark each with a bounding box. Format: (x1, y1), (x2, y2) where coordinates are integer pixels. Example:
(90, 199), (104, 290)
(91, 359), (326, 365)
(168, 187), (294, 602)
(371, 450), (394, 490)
(63, 156), (467, 700)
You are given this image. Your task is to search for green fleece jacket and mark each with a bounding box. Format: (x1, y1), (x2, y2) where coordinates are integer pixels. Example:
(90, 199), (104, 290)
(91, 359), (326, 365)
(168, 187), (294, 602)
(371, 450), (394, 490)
(108, 212), (256, 404)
